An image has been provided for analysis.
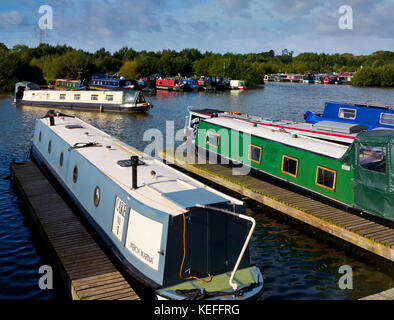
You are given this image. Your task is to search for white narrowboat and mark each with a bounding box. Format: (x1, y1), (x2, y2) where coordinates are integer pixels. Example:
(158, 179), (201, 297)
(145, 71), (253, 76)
(14, 82), (153, 113)
(30, 110), (264, 300)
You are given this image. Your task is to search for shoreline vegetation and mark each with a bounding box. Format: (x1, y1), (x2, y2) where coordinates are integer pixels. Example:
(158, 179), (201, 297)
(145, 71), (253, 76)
(0, 43), (393, 93)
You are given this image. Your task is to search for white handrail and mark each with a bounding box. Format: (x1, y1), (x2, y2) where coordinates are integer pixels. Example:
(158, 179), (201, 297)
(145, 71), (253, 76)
(195, 204), (256, 291)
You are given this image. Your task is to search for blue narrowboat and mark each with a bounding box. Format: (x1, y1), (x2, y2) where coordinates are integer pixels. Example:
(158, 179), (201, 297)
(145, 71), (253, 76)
(180, 79), (199, 91)
(90, 74), (142, 91)
(304, 101), (394, 130)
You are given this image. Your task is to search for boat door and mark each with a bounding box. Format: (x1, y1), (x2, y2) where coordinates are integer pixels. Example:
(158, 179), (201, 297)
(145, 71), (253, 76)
(352, 131), (394, 220)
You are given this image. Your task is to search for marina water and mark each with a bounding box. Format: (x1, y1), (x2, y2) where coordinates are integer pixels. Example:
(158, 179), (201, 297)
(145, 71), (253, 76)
(0, 82), (393, 299)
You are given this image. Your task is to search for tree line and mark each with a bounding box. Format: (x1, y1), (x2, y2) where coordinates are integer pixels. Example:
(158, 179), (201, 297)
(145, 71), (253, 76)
(0, 43), (393, 93)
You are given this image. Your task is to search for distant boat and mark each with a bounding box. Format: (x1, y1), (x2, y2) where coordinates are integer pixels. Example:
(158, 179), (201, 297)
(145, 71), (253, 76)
(180, 78), (199, 91)
(230, 80), (246, 90)
(54, 79), (88, 90)
(215, 78), (231, 90)
(305, 101), (394, 131)
(141, 76), (156, 95)
(313, 75), (323, 84)
(31, 112), (264, 300)
(90, 74), (141, 91)
(264, 74), (278, 82)
(156, 78), (184, 91)
(14, 82), (153, 113)
(202, 76), (216, 90)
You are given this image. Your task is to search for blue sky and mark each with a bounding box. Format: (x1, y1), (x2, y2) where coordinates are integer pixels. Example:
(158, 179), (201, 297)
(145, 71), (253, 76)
(0, 0), (393, 55)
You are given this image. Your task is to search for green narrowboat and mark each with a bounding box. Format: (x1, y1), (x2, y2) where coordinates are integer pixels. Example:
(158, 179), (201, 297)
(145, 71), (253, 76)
(191, 115), (394, 223)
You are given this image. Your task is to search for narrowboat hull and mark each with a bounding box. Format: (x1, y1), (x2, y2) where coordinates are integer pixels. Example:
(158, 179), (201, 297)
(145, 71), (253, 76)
(31, 145), (160, 289)
(30, 114), (263, 299)
(16, 99), (152, 113)
(156, 85), (183, 91)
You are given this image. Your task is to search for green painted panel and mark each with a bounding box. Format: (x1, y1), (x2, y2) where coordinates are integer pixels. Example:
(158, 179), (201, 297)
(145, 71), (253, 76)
(196, 121), (354, 205)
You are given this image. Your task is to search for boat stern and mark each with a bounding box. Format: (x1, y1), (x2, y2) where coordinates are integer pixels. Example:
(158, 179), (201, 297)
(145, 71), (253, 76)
(156, 266), (263, 300)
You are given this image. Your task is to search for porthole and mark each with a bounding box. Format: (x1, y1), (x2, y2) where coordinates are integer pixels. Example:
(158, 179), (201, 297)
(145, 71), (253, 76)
(73, 166), (78, 183)
(48, 140), (52, 154)
(38, 131), (42, 142)
(59, 152), (64, 167)
(93, 186), (100, 207)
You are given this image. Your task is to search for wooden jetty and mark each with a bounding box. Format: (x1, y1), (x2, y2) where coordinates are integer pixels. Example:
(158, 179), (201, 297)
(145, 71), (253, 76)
(10, 161), (140, 300)
(159, 149), (394, 262)
(360, 288), (394, 300)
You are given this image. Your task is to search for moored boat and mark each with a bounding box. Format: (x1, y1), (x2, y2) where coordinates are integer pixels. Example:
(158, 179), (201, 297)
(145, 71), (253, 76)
(180, 78), (199, 91)
(184, 108), (394, 224)
(305, 101), (394, 131)
(30, 111), (264, 300)
(14, 82), (153, 113)
(54, 79), (88, 90)
(184, 108), (364, 145)
(230, 80), (246, 90)
(156, 78), (184, 91)
(142, 75), (157, 95)
(215, 78), (231, 90)
(90, 74), (141, 91)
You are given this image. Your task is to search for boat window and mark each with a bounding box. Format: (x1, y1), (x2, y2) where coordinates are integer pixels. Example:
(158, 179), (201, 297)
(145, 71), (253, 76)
(59, 152), (64, 167)
(106, 95), (114, 101)
(136, 92), (145, 103)
(74, 94), (80, 100)
(123, 91), (138, 104)
(60, 94), (66, 100)
(39, 131), (42, 142)
(359, 146), (386, 173)
(73, 166), (78, 183)
(206, 131), (220, 148)
(338, 108), (356, 120)
(380, 113), (394, 126)
(248, 144), (262, 164)
(315, 166), (336, 191)
(282, 155), (298, 177)
(91, 94), (98, 101)
(93, 186), (100, 207)
(48, 140), (52, 154)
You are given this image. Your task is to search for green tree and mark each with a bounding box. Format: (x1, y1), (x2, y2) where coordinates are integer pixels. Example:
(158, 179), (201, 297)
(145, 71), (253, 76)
(119, 60), (140, 79)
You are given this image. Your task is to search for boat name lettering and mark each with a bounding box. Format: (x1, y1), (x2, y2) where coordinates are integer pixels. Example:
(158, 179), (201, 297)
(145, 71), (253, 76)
(129, 242), (154, 265)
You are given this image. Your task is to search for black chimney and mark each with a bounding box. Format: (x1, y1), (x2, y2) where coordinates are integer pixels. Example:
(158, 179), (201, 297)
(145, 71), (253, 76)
(130, 156), (138, 189)
(48, 110), (55, 126)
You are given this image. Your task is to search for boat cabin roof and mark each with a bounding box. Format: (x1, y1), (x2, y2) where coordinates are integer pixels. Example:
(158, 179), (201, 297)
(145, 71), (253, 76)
(40, 116), (242, 216)
(202, 116), (350, 159)
(329, 101), (394, 111)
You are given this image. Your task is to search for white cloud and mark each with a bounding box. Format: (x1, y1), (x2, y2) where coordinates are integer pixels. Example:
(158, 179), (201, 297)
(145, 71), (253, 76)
(0, 11), (25, 28)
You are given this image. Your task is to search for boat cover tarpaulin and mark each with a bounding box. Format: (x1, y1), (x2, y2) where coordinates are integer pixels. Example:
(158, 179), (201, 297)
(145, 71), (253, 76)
(341, 130), (394, 220)
(163, 188), (230, 210)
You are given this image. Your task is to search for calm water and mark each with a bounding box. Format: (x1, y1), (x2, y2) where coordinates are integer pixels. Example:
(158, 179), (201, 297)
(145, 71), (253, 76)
(0, 82), (393, 300)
